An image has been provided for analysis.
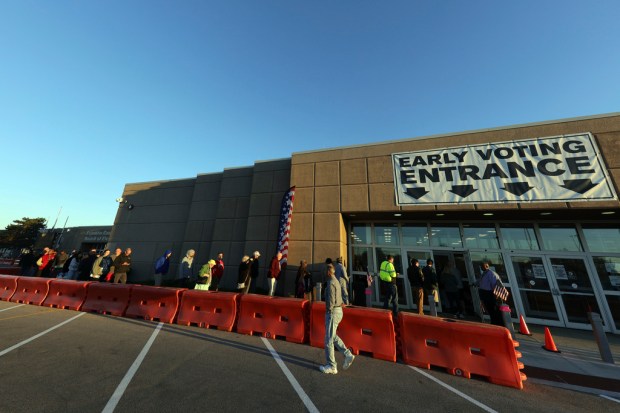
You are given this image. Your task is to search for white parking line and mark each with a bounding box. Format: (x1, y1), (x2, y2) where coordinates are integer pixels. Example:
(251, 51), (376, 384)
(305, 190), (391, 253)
(0, 304), (24, 313)
(0, 312), (85, 357)
(601, 394), (620, 404)
(410, 366), (498, 413)
(102, 322), (164, 413)
(261, 337), (320, 413)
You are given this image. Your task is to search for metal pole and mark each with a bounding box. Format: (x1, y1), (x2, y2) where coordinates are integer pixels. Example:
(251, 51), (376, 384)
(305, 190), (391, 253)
(588, 312), (615, 364)
(500, 304), (515, 338)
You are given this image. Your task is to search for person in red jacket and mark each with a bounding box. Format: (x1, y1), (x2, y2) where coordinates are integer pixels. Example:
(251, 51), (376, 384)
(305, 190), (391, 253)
(267, 252), (283, 296)
(211, 252), (224, 291)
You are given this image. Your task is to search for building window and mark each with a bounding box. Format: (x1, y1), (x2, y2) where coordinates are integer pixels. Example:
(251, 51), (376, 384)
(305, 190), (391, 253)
(500, 224), (540, 250)
(582, 226), (620, 253)
(374, 224), (399, 246)
(402, 224), (429, 247)
(539, 225), (583, 252)
(463, 224), (499, 249)
(352, 247), (374, 272)
(350, 224), (372, 245)
(591, 256), (620, 292)
(430, 225), (462, 248)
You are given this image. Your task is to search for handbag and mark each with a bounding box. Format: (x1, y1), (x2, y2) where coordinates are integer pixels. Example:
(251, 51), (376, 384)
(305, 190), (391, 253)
(493, 282), (509, 301)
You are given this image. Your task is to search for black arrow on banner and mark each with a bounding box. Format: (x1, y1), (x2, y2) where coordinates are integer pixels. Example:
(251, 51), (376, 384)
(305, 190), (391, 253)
(502, 182), (533, 196)
(449, 185), (477, 198)
(560, 179), (600, 194)
(404, 187), (428, 199)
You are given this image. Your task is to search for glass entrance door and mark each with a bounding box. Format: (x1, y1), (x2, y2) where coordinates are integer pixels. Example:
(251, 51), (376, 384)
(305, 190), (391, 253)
(547, 256), (602, 328)
(509, 254), (605, 329)
(509, 255), (564, 327)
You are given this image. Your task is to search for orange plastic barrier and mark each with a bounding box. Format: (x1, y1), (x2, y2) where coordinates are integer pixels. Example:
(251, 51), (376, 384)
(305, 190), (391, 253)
(177, 291), (239, 331)
(124, 285), (183, 323)
(0, 275), (18, 301)
(398, 312), (526, 389)
(310, 304), (396, 362)
(236, 295), (309, 344)
(10, 277), (51, 305)
(43, 279), (91, 311)
(82, 283), (133, 316)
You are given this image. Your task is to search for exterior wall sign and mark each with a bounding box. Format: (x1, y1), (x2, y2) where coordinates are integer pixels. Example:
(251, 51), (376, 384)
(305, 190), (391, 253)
(392, 133), (618, 205)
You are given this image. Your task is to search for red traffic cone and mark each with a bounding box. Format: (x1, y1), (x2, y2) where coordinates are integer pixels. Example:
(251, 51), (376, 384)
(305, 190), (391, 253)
(542, 327), (561, 353)
(518, 315), (532, 336)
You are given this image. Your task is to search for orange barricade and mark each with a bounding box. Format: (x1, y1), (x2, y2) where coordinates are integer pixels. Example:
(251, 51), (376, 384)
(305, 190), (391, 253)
(10, 277), (51, 305)
(236, 295), (309, 343)
(82, 283), (133, 316)
(43, 279), (91, 311)
(124, 285), (183, 323)
(0, 275), (19, 301)
(177, 291), (239, 331)
(310, 304), (396, 362)
(398, 312), (526, 389)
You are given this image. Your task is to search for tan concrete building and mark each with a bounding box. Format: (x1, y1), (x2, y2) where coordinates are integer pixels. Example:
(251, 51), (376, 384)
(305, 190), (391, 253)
(110, 113), (620, 333)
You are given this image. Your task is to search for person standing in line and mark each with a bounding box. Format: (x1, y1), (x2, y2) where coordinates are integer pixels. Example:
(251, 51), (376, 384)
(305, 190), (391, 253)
(237, 255), (252, 293)
(91, 250), (105, 281)
(319, 263), (355, 374)
(379, 255), (398, 315)
(248, 251), (261, 293)
(478, 261), (503, 326)
(267, 252), (282, 296)
(196, 259), (216, 291)
(64, 251), (80, 280)
(177, 249), (195, 288)
(52, 250), (68, 278)
(295, 260), (311, 299)
(154, 250), (172, 286)
(99, 249), (114, 282)
(107, 248), (122, 282)
(211, 252), (224, 291)
(407, 258), (424, 315)
(334, 257), (349, 300)
(423, 259), (439, 309)
(19, 249), (36, 276)
(78, 249), (98, 281)
(113, 248), (132, 284)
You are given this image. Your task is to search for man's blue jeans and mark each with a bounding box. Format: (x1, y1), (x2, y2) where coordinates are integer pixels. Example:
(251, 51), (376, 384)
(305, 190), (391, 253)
(383, 282), (398, 315)
(324, 306), (351, 369)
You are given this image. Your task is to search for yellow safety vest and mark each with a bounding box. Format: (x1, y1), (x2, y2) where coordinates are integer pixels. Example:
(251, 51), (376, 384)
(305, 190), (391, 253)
(379, 261), (396, 282)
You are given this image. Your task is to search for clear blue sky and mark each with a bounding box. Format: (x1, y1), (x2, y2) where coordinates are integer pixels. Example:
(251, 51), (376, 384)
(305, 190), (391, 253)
(1, 1), (619, 229)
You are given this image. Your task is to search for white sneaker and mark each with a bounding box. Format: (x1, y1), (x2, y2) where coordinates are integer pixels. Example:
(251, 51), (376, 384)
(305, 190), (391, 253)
(343, 353), (355, 370)
(319, 365), (338, 374)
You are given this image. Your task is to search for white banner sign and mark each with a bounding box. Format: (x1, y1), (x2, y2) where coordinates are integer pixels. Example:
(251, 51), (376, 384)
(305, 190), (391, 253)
(392, 133), (617, 205)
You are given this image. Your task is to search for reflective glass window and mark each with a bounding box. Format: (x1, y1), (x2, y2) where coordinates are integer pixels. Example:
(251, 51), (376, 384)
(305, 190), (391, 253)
(402, 225), (429, 247)
(500, 224), (540, 250)
(592, 256), (620, 292)
(470, 252), (508, 283)
(351, 247), (374, 273)
(539, 225), (583, 252)
(374, 224), (399, 246)
(463, 224), (499, 249)
(350, 224), (371, 245)
(430, 225), (462, 248)
(582, 226), (620, 253)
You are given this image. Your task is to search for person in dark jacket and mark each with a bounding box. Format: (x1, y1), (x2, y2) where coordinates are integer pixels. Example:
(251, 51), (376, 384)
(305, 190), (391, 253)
(98, 249), (114, 282)
(154, 250), (172, 286)
(407, 258), (424, 315)
(78, 249), (98, 281)
(237, 255), (253, 294)
(113, 248), (132, 284)
(267, 252), (283, 296)
(248, 251), (261, 293)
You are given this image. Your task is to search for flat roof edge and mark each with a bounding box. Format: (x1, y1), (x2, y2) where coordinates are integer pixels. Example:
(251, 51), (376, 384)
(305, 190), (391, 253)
(292, 112), (620, 156)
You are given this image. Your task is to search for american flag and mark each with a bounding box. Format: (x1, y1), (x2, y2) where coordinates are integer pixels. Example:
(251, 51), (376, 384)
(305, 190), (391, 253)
(276, 186), (296, 269)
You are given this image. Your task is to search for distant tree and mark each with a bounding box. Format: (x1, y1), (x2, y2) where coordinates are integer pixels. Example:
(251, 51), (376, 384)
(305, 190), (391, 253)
(0, 218), (47, 249)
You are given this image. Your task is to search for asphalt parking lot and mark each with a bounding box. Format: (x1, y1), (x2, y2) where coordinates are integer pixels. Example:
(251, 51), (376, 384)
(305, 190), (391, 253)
(1, 300), (618, 413)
